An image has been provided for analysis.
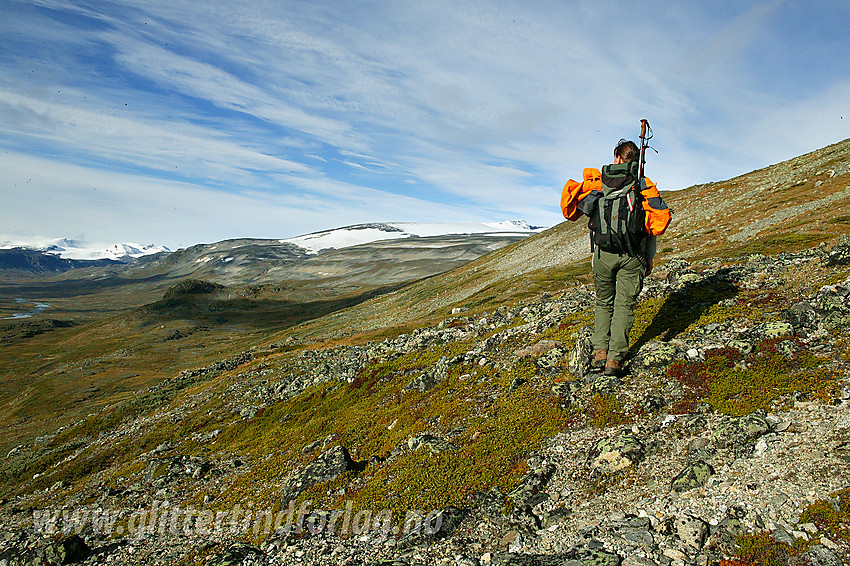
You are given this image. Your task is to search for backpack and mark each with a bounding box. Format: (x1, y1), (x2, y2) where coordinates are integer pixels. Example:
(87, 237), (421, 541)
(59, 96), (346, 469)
(588, 161), (647, 256)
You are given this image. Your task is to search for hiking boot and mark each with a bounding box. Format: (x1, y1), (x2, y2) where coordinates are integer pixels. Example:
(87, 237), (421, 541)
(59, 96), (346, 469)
(603, 359), (622, 377)
(592, 350), (607, 369)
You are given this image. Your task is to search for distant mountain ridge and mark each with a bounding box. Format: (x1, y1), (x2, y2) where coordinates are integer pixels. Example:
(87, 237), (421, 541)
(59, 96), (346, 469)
(0, 237), (171, 261)
(0, 220), (542, 276)
(0, 220), (541, 264)
(0, 247), (122, 274)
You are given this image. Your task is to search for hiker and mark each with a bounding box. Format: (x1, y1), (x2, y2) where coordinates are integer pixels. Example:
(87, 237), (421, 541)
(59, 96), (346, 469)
(561, 135), (671, 376)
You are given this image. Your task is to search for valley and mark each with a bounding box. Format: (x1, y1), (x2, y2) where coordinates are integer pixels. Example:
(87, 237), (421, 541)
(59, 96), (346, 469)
(1, 139), (850, 566)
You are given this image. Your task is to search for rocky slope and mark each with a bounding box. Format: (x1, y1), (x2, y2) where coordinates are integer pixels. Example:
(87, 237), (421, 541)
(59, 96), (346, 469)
(2, 238), (850, 566)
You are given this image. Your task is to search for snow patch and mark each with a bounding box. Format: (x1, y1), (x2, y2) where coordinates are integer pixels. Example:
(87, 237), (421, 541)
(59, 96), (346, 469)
(0, 236), (171, 260)
(282, 220), (544, 254)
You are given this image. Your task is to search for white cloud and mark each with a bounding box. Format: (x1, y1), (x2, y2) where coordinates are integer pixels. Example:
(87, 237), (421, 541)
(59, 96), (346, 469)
(0, 150), (497, 248)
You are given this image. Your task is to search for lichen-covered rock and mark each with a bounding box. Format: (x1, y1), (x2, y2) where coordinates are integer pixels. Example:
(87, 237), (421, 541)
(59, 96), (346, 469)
(793, 545), (843, 566)
(607, 515), (654, 547)
(670, 460), (714, 493)
(491, 547), (621, 566)
(407, 433), (456, 454)
(568, 326), (595, 380)
(208, 543), (267, 566)
(675, 514), (709, 551)
(633, 341), (681, 369)
(783, 301), (820, 329)
(396, 506), (467, 550)
(43, 535), (90, 565)
(508, 464), (555, 507)
(280, 445), (355, 503)
(713, 414), (772, 452)
(404, 356), (452, 392)
(589, 433), (646, 474)
(823, 239), (850, 267)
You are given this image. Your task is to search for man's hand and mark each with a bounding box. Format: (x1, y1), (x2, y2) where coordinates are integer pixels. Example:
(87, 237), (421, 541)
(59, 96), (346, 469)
(646, 257), (654, 276)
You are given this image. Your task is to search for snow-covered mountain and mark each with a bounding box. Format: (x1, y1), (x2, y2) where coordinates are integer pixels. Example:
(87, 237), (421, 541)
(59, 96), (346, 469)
(0, 237), (171, 261)
(1, 220), (542, 262)
(281, 220), (544, 254)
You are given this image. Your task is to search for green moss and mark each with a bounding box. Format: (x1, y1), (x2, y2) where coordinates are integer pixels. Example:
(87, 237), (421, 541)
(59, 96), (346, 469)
(667, 343), (835, 416)
(208, 345), (573, 519)
(588, 394), (631, 428)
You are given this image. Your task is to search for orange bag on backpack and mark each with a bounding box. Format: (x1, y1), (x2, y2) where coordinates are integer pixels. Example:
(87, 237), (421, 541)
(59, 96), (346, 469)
(639, 178), (672, 236)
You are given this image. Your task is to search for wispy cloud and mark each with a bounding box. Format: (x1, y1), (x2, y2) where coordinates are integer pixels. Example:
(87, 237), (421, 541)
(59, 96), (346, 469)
(1, 0), (849, 248)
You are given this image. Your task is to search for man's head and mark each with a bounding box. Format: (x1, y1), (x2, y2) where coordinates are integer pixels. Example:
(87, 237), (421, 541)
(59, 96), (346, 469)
(614, 139), (639, 164)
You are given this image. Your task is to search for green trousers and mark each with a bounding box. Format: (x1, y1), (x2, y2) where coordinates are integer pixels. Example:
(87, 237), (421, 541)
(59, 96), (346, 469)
(591, 248), (647, 363)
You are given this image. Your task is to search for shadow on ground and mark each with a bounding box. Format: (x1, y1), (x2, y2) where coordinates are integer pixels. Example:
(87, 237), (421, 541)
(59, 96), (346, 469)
(632, 275), (739, 352)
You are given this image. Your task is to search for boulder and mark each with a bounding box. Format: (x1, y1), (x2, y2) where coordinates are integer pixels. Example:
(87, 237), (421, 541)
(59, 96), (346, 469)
(674, 514), (709, 551)
(208, 543), (266, 566)
(589, 433), (646, 474)
(633, 341), (681, 369)
(407, 433), (456, 454)
(713, 414), (771, 453)
(43, 535), (90, 565)
(568, 326), (595, 380)
(396, 506), (467, 550)
(280, 445), (355, 503)
(607, 515), (654, 547)
(670, 460), (714, 493)
(508, 464), (555, 508)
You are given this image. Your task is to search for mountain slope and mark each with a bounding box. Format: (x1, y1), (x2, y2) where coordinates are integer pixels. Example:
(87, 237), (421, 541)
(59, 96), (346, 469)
(1, 139), (850, 566)
(283, 137), (850, 343)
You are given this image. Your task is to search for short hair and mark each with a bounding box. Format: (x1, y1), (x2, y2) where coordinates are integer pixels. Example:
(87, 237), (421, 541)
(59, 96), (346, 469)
(614, 139), (639, 162)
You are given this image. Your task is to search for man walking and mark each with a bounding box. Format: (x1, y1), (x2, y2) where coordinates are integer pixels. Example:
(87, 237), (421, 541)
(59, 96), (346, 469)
(561, 133), (671, 376)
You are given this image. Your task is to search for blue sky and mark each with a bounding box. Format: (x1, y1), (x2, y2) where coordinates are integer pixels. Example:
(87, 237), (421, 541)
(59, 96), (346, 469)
(1, 0), (849, 249)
